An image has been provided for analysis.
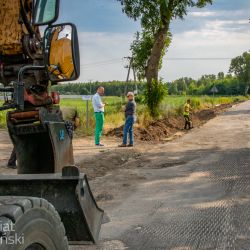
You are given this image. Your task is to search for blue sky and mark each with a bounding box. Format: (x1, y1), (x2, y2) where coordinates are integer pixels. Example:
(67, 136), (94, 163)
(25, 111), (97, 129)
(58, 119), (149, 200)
(57, 0), (250, 82)
(58, 0), (139, 33)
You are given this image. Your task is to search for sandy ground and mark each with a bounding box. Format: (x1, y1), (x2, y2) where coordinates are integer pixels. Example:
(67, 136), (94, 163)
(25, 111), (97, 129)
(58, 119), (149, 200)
(0, 101), (250, 249)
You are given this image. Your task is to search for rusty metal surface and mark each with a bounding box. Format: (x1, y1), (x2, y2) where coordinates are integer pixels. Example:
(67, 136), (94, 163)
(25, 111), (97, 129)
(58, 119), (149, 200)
(0, 0), (23, 55)
(10, 110), (39, 120)
(0, 0), (33, 55)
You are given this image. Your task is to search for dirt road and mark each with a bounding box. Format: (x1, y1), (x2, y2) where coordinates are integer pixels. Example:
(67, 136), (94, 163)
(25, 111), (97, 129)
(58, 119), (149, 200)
(0, 101), (250, 249)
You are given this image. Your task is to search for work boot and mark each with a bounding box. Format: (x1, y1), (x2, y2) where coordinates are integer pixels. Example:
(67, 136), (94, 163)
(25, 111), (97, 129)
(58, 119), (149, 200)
(127, 144), (134, 147)
(118, 144), (127, 147)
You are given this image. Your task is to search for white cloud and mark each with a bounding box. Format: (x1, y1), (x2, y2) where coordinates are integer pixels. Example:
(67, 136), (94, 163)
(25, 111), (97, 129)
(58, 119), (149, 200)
(189, 9), (249, 18)
(76, 32), (134, 82)
(190, 11), (217, 17)
(73, 16), (250, 83)
(205, 19), (249, 31)
(160, 28), (250, 81)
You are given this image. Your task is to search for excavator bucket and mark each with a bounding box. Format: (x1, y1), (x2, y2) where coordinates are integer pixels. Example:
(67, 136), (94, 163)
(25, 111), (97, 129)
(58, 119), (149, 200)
(0, 167), (104, 244)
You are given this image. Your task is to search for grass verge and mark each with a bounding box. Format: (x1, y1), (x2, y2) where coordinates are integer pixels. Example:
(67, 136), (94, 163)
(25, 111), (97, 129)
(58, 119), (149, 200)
(0, 95), (248, 135)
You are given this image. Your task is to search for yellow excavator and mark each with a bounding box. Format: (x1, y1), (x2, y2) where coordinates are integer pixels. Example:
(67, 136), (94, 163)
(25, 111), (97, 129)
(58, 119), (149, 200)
(0, 1), (103, 249)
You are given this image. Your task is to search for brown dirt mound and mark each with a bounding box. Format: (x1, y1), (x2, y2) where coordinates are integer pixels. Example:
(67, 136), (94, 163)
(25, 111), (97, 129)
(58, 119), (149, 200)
(107, 103), (233, 141)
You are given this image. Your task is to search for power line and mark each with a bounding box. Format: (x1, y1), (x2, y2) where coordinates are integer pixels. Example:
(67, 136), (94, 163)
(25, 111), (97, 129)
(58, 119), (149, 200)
(79, 57), (233, 70)
(81, 61), (123, 70)
(164, 57), (232, 61)
(81, 58), (122, 67)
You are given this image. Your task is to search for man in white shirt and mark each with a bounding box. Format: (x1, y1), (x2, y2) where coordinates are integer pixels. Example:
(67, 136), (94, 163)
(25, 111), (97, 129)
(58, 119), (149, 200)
(92, 86), (105, 146)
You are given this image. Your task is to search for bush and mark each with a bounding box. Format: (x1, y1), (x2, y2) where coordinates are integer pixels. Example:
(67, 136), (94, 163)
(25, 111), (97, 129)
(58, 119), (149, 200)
(135, 94), (144, 104)
(191, 98), (201, 109)
(144, 80), (168, 117)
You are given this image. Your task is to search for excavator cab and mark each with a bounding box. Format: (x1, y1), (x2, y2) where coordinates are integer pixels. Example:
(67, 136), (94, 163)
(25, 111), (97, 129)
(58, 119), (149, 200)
(33, 0), (60, 25)
(0, 0), (103, 248)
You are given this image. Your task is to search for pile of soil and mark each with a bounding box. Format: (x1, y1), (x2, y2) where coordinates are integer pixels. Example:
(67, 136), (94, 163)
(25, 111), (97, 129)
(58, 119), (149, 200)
(107, 103), (233, 141)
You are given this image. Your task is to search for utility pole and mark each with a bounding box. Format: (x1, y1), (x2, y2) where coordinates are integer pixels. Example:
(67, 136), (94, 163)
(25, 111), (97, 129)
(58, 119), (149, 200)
(124, 56), (134, 98)
(132, 64), (138, 95)
(132, 67), (136, 82)
(88, 79), (93, 95)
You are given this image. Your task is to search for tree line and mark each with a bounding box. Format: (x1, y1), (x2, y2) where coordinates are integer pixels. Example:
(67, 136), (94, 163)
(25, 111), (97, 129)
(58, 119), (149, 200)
(52, 51), (250, 97)
(168, 51), (250, 96)
(168, 74), (247, 96)
(51, 75), (243, 97)
(51, 81), (146, 96)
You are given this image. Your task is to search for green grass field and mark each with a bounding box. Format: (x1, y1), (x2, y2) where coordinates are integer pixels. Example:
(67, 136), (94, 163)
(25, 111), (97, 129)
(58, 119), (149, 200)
(0, 95), (248, 134)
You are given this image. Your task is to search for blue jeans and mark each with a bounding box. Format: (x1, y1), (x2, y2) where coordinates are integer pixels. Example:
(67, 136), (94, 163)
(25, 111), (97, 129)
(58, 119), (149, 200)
(123, 116), (135, 145)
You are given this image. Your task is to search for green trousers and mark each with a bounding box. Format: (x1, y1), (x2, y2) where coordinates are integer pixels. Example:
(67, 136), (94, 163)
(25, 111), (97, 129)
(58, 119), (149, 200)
(94, 112), (104, 145)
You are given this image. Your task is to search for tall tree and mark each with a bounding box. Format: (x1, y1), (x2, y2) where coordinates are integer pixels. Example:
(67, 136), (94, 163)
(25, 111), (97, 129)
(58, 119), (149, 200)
(168, 82), (178, 95)
(174, 78), (187, 93)
(118, 0), (213, 115)
(217, 72), (225, 80)
(229, 52), (250, 94)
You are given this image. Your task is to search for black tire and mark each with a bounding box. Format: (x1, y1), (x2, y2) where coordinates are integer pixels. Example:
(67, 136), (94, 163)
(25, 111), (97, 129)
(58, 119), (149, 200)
(0, 197), (68, 250)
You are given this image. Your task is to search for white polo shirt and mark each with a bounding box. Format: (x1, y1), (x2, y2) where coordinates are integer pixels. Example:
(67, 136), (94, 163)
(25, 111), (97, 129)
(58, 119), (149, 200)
(92, 93), (104, 112)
